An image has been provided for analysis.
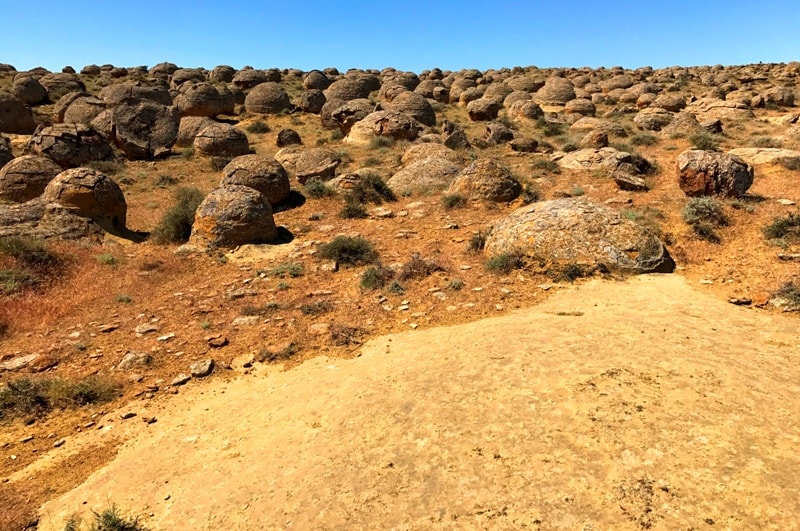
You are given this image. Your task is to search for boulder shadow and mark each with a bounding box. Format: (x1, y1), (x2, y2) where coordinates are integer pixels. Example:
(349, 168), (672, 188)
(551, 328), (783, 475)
(273, 191), (306, 213)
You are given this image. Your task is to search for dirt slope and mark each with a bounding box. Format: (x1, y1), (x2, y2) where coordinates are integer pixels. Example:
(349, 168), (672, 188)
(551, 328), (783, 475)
(35, 274), (800, 530)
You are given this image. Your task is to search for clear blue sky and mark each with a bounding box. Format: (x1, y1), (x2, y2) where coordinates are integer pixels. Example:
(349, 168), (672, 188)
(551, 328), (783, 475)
(2, 1), (798, 73)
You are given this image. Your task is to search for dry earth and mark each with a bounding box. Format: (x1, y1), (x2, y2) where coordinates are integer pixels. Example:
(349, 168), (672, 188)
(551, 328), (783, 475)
(29, 275), (800, 530)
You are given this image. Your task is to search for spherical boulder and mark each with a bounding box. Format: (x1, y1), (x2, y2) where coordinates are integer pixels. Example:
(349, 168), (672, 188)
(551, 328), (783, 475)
(221, 155), (290, 206)
(111, 98), (179, 159)
(276, 129), (302, 147)
(303, 70), (331, 90)
(330, 98), (375, 134)
(174, 82), (235, 117)
(294, 148), (340, 184)
(175, 116), (216, 148)
(0, 91), (37, 134)
(298, 89), (326, 114)
(0, 155), (63, 202)
(344, 110), (421, 145)
(27, 124), (115, 168)
(42, 167), (127, 232)
(676, 150), (754, 198)
(388, 91), (436, 126)
(448, 158), (521, 202)
(193, 123), (250, 157)
(534, 77), (576, 105)
(386, 158), (461, 196)
(232, 69), (269, 89)
(209, 65), (236, 83)
(485, 197), (675, 274)
(99, 81), (173, 106)
(13, 76), (47, 105)
(467, 98), (501, 121)
(189, 185), (278, 249)
(244, 82), (291, 114)
(38, 73), (85, 102)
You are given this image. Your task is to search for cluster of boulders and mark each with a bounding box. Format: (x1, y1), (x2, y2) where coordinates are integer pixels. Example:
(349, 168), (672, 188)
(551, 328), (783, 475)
(1, 60), (799, 268)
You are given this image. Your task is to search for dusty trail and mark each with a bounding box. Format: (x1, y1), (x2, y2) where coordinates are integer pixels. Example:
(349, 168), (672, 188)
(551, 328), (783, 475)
(35, 274), (800, 530)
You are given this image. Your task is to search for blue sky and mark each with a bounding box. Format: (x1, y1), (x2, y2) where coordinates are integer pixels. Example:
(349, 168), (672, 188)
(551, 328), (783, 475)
(2, 1), (798, 72)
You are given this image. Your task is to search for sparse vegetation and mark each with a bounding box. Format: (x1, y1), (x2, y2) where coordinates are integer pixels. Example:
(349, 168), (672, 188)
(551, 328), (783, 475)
(63, 505), (148, 531)
(368, 136), (395, 149)
(772, 280), (800, 309)
(246, 120), (270, 134)
(0, 237), (59, 268)
(86, 160), (124, 176)
(441, 193), (467, 209)
(683, 196), (728, 243)
(270, 262), (304, 278)
(485, 252), (524, 274)
(0, 376), (119, 420)
(154, 174), (178, 188)
(304, 177), (334, 198)
(338, 199), (369, 219)
(360, 264), (395, 290)
(150, 187), (205, 244)
(329, 323), (364, 346)
(763, 213), (800, 243)
(257, 342), (299, 362)
(630, 133), (659, 146)
(521, 185), (541, 205)
(398, 253), (446, 281)
(689, 132), (721, 151)
(300, 300), (334, 316)
(778, 158), (800, 172)
(468, 231), (487, 253)
(347, 173), (396, 204)
(531, 158), (561, 174)
(552, 262), (592, 282)
(115, 294), (132, 304)
(318, 236), (378, 265)
(96, 253), (117, 266)
(241, 302), (282, 316)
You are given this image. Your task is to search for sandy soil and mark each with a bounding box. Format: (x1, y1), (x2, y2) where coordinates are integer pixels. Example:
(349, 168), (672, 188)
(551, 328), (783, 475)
(33, 274), (800, 530)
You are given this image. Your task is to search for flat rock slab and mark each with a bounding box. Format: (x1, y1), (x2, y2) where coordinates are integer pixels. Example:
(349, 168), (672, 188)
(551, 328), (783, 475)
(36, 275), (800, 529)
(727, 147), (800, 166)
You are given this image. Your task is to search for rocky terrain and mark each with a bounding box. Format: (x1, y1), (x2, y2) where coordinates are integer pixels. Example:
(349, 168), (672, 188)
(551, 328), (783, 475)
(1, 61), (799, 529)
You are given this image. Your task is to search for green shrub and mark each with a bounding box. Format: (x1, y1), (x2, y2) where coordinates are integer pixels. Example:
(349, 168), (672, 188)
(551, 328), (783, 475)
(0, 269), (38, 294)
(467, 231), (487, 253)
(772, 280), (800, 309)
(531, 158), (561, 174)
(338, 199), (369, 219)
(363, 156), (382, 167)
(485, 252), (524, 274)
(246, 120), (270, 134)
(360, 264), (395, 290)
(348, 173), (396, 204)
(241, 302), (282, 316)
(150, 187), (205, 244)
(750, 136), (782, 148)
(552, 262), (592, 282)
(441, 193), (467, 209)
(256, 342), (299, 362)
(115, 294), (132, 304)
(521, 185), (541, 205)
(86, 160), (124, 176)
(0, 376), (118, 420)
(0, 237), (59, 268)
(561, 142), (579, 153)
(398, 253), (446, 281)
(210, 156), (234, 171)
(386, 281), (405, 295)
(691, 221), (722, 243)
(778, 158), (800, 171)
(689, 132), (721, 151)
(763, 213), (800, 242)
(330, 129), (344, 141)
(87, 505), (147, 531)
(630, 133), (659, 146)
(329, 323), (364, 346)
(96, 253), (117, 266)
(154, 174), (177, 188)
(447, 279), (464, 291)
(304, 178), (334, 198)
(269, 262), (304, 278)
(318, 236), (378, 265)
(535, 118), (565, 137)
(368, 136), (395, 149)
(682, 196), (729, 227)
(300, 300), (334, 316)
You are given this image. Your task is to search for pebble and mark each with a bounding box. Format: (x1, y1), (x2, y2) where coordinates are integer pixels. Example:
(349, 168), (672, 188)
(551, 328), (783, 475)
(190, 359), (215, 378)
(134, 323), (158, 335)
(171, 374), (191, 386)
(53, 439), (65, 448)
(20, 436), (33, 443)
(120, 412), (137, 420)
(699, 279), (714, 285)
(157, 333), (176, 342)
(777, 198), (796, 205)
(98, 324), (119, 333)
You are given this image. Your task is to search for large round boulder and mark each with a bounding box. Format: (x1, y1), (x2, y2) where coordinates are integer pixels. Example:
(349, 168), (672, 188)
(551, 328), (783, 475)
(294, 148), (340, 184)
(42, 167), (127, 232)
(99, 81), (173, 106)
(189, 185), (278, 249)
(232, 69), (269, 89)
(386, 158), (461, 196)
(59, 93), (106, 125)
(175, 116), (216, 148)
(209, 65), (236, 83)
(193, 123), (250, 157)
(13, 76), (47, 105)
(467, 98), (501, 121)
(534, 77), (576, 105)
(38, 73), (85, 102)
(0, 91), (37, 134)
(303, 70), (331, 90)
(387, 91), (436, 126)
(298, 89), (326, 114)
(111, 98), (179, 159)
(448, 158), (522, 202)
(344, 110), (421, 145)
(27, 124), (115, 168)
(174, 82), (235, 117)
(244, 82), (291, 114)
(633, 107), (674, 131)
(221, 155), (290, 206)
(330, 98), (374, 134)
(485, 197), (675, 274)
(676, 150), (754, 198)
(0, 155), (62, 203)
(325, 77), (374, 102)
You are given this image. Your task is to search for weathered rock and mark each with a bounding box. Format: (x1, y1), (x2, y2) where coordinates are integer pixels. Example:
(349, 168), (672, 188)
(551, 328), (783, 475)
(569, 117), (627, 137)
(676, 149), (754, 198)
(0, 135), (12, 168)
(193, 123), (250, 157)
(170, 68), (206, 88)
(661, 112), (705, 138)
(0, 91), (37, 134)
(221, 154), (290, 205)
(509, 137), (538, 152)
(580, 130), (609, 149)
(27, 124), (115, 168)
(763, 86), (795, 107)
(0, 155), (62, 203)
(244, 82), (292, 114)
(232, 69), (269, 89)
(276, 128), (302, 147)
(175, 116), (216, 148)
(98, 81), (172, 106)
(633, 107), (674, 131)
(298, 89), (326, 114)
(467, 98), (501, 121)
(345, 110), (421, 145)
(564, 98), (596, 117)
(117, 351), (153, 371)
(442, 120), (470, 149)
(42, 167), (127, 232)
(387, 158), (461, 195)
(61, 95), (106, 125)
(330, 99), (375, 134)
(111, 98), (179, 159)
(189, 185), (278, 249)
(686, 98), (755, 122)
(38, 73), (85, 102)
(13, 76), (47, 105)
(302, 70), (331, 91)
(534, 77), (576, 105)
(148, 62), (179, 80)
(448, 158), (521, 202)
(555, 147), (639, 175)
(401, 143), (465, 165)
(209, 65), (236, 83)
(325, 77), (375, 101)
(485, 197), (675, 274)
(190, 359), (214, 378)
(388, 91), (436, 126)
(726, 148), (800, 167)
(653, 94), (686, 112)
(483, 122), (515, 146)
(174, 82), (235, 118)
(613, 172), (649, 192)
(294, 148), (340, 184)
